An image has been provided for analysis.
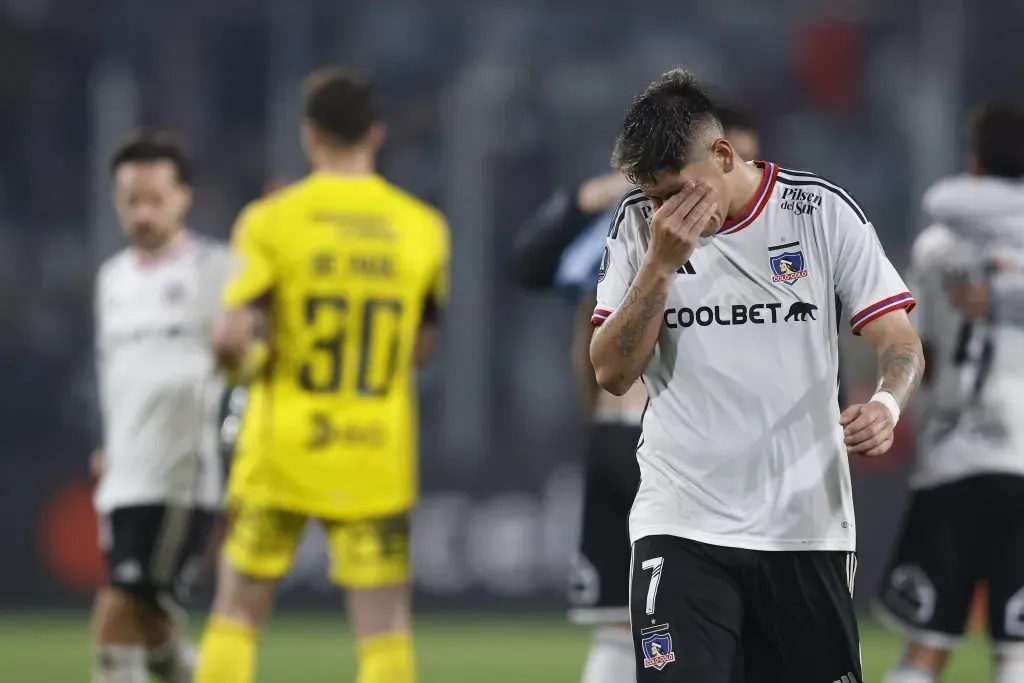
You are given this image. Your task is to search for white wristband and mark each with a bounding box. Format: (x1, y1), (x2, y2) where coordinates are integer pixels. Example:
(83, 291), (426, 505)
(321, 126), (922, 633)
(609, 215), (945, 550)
(870, 391), (901, 426)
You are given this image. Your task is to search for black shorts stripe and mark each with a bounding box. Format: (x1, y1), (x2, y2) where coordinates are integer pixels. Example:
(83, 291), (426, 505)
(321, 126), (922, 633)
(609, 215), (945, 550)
(150, 506), (192, 584)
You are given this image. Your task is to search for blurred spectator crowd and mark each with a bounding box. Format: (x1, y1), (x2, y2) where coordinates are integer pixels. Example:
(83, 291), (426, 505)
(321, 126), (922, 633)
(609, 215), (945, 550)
(1, 0), (1021, 469)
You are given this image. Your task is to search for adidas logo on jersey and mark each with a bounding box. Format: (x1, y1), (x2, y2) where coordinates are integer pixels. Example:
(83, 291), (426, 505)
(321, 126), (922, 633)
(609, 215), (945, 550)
(676, 260), (696, 275)
(663, 301), (817, 329)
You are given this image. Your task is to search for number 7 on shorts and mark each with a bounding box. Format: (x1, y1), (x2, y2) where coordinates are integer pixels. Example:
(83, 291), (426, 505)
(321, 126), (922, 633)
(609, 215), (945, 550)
(642, 556), (665, 615)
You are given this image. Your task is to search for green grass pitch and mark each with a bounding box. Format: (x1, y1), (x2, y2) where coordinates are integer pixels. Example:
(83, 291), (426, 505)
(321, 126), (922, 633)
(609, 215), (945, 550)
(0, 614), (990, 681)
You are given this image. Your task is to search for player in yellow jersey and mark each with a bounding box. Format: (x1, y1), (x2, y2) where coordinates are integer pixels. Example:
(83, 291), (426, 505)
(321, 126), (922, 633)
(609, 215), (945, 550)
(195, 67), (448, 683)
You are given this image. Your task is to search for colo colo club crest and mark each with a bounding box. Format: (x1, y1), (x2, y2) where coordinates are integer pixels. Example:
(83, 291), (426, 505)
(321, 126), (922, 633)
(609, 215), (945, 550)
(769, 246), (808, 286)
(641, 632), (676, 670)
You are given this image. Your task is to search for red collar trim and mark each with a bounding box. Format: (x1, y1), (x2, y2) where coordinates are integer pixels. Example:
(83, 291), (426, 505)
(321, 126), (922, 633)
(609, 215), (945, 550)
(718, 161), (778, 235)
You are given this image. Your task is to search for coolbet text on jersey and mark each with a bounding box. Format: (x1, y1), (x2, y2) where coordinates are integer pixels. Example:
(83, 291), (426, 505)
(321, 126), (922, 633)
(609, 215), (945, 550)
(223, 173), (449, 521)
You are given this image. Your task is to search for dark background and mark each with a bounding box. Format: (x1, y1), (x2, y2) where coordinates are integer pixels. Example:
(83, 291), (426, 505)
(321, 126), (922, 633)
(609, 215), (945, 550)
(0, 0), (1016, 614)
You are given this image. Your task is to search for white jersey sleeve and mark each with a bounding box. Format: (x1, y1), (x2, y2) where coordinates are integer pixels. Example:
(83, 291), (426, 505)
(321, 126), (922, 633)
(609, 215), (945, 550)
(593, 188), (647, 326)
(92, 260), (114, 447)
(830, 197), (915, 334)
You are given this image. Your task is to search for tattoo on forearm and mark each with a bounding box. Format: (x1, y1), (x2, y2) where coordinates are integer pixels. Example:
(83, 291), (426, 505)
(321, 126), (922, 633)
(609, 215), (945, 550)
(877, 341), (925, 409)
(614, 284), (668, 358)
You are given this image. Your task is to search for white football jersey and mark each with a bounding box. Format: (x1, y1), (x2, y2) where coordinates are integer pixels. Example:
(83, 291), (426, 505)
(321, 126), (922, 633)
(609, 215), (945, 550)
(908, 176), (1024, 489)
(94, 235), (229, 513)
(594, 163), (914, 552)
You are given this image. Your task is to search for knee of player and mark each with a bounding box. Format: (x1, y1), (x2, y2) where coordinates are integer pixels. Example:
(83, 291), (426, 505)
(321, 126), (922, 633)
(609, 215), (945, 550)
(346, 584), (414, 639)
(210, 597), (267, 631)
(210, 570), (277, 630)
(95, 585), (150, 619)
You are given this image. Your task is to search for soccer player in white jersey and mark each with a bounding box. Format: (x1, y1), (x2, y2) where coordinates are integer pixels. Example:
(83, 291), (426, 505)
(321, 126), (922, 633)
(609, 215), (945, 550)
(91, 134), (229, 683)
(590, 70), (924, 683)
(876, 103), (1024, 683)
(513, 105), (761, 683)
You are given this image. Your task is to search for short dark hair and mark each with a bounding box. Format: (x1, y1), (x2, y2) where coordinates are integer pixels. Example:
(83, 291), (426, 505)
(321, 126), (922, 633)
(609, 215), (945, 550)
(109, 132), (193, 185)
(611, 69), (724, 185)
(968, 102), (1024, 179)
(715, 103), (755, 135)
(302, 67), (378, 145)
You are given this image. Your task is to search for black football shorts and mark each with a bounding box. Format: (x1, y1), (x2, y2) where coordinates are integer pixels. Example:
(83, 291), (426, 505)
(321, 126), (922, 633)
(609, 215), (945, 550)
(877, 473), (1024, 647)
(630, 535), (861, 682)
(100, 504), (215, 618)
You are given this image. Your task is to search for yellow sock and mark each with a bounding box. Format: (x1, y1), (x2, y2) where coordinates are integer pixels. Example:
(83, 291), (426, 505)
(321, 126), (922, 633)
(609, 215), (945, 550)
(194, 616), (257, 683)
(356, 631), (416, 683)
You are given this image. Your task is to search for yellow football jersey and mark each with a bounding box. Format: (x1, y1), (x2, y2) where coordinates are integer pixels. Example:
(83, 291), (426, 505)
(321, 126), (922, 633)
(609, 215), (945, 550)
(223, 173), (449, 519)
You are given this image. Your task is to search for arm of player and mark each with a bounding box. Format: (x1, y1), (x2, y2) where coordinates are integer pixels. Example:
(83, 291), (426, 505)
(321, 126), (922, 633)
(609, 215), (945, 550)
(415, 296), (442, 366)
(215, 202), (275, 377)
(414, 214), (450, 366)
(861, 310), (925, 411)
(90, 267), (106, 477)
(511, 173), (633, 290)
(213, 307), (268, 373)
(590, 266), (673, 395)
(948, 267), (1024, 326)
(590, 183), (716, 395)
(831, 195), (922, 456)
(843, 311), (925, 456)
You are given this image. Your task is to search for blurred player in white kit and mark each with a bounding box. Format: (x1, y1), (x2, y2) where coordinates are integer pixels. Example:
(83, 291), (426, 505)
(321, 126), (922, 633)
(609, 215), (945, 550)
(877, 103), (1024, 683)
(90, 133), (229, 683)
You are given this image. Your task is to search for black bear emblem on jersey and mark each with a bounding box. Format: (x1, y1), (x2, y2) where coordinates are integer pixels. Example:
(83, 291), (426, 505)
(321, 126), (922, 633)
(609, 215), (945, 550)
(784, 302), (817, 322)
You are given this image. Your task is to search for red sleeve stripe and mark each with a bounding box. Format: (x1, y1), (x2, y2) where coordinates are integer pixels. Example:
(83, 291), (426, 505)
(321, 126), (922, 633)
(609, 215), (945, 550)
(850, 292), (916, 335)
(591, 307), (613, 327)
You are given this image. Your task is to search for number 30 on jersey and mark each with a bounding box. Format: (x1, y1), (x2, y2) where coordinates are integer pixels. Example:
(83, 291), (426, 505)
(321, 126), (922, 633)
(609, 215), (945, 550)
(298, 295), (404, 397)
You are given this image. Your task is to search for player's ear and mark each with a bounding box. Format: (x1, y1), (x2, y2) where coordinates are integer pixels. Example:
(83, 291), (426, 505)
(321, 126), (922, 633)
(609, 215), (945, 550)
(712, 138), (735, 174)
(367, 122), (387, 151)
(300, 121), (317, 158)
(178, 184), (194, 214)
